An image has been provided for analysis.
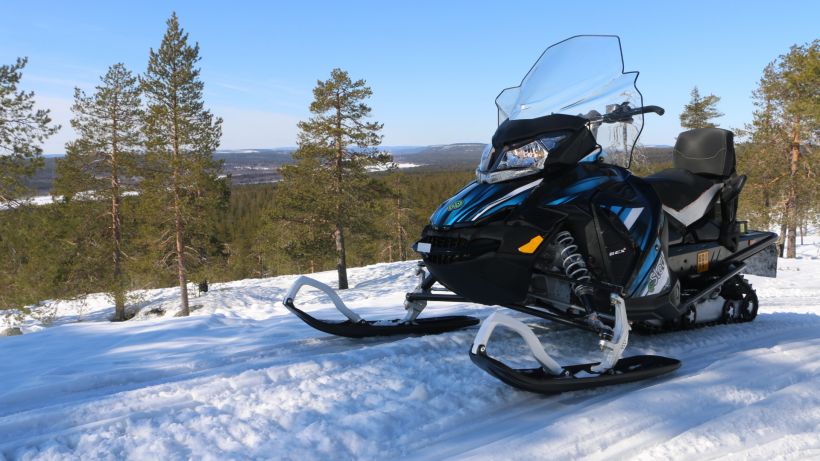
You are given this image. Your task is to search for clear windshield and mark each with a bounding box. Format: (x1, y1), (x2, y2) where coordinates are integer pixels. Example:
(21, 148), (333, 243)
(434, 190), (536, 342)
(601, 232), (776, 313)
(494, 35), (644, 169)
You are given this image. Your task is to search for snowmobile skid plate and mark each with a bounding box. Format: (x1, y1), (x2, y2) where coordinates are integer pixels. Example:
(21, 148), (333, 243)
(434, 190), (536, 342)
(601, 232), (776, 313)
(282, 276), (479, 338)
(469, 351), (681, 394)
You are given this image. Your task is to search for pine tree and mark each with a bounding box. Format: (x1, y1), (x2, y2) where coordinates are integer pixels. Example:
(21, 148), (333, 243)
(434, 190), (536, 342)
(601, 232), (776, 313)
(140, 13), (225, 315)
(0, 58), (59, 205)
(742, 40), (818, 258)
(53, 63), (143, 320)
(679, 86), (724, 129)
(269, 69), (387, 288)
(383, 169), (414, 262)
(774, 41), (818, 258)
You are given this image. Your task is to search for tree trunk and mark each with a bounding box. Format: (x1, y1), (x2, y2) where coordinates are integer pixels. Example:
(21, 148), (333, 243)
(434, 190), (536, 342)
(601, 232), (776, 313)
(785, 116), (801, 259)
(334, 94), (348, 289)
(172, 94), (189, 315)
(801, 222), (806, 246)
(334, 223), (348, 289)
(174, 187), (190, 315)
(778, 221), (787, 257)
(787, 226), (797, 259)
(396, 196), (407, 262)
(110, 129), (125, 321)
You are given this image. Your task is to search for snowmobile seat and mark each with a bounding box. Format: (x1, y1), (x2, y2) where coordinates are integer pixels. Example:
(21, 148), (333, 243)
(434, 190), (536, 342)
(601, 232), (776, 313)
(644, 168), (722, 227)
(645, 128), (745, 249)
(673, 128), (736, 178)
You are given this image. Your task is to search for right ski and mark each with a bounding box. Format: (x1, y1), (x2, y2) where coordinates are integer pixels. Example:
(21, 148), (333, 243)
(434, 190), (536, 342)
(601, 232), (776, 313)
(469, 351), (681, 394)
(468, 295), (680, 394)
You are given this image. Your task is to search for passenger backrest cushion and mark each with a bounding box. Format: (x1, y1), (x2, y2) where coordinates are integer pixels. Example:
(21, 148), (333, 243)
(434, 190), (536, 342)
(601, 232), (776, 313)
(673, 128), (736, 178)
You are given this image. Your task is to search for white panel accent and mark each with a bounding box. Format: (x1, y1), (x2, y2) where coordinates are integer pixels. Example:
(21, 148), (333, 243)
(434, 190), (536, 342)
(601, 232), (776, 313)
(471, 178), (543, 221)
(283, 276), (362, 323)
(471, 293), (631, 376)
(590, 294), (631, 373)
(471, 312), (564, 375)
(663, 184), (722, 227)
(622, 207), (644, 229)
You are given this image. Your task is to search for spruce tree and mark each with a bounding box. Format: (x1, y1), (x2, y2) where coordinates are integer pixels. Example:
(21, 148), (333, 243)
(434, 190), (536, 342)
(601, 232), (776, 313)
(269, 69), (387, 288)
(140, 13), (225, 315)
(679, 86), (724, 129)
(54, 63), (142, 320)
(0, 58), (59, 205)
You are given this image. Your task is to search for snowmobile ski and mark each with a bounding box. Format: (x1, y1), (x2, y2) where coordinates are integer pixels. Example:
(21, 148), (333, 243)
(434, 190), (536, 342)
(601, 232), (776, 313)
(469, 352), (681, 394)
(282, 276), (479, 338)
(468, 294), (680, 393)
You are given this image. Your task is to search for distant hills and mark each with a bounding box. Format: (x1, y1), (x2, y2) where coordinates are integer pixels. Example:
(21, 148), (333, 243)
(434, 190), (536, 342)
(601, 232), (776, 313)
(213, 143), (486, 186)
(23, 142), (673, 194)
(23, 143), (488, 194)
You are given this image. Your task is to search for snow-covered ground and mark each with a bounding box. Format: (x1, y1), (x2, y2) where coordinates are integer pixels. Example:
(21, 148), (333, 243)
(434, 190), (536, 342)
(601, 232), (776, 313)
(365, 162), (423, 172)
(0, 191), (140, 211)
(1, 239), (819, 460)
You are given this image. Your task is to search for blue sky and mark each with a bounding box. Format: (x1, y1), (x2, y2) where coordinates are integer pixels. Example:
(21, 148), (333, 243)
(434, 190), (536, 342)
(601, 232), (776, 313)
(2, 0), (818, 154)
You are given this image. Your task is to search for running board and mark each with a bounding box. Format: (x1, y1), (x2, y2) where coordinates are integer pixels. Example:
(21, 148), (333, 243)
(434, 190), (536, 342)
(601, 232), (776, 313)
(282, 276), (479, 338)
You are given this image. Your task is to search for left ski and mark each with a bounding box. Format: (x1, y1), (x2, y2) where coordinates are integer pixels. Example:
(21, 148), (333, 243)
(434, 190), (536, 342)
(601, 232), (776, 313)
(282, 276), (479, 338)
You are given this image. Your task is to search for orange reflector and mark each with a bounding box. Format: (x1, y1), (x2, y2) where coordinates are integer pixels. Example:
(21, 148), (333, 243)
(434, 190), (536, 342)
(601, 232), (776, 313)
(518, 235), (544, 254)
(697, 251), (709, 273)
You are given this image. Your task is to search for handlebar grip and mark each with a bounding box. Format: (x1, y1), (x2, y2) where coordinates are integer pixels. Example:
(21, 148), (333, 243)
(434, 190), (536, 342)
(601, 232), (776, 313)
(641, 105), (665, 116)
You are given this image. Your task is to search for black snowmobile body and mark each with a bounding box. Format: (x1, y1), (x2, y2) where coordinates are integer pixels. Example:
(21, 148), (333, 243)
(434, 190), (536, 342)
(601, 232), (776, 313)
(415, 118), (776, 330)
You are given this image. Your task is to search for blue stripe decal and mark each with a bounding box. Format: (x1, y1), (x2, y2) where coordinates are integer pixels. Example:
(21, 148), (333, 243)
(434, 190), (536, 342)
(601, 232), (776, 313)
(477, 195), (527, 218)
(562, 176), (609, 195)
(640, 224), (652, 251)
(546, 195), (576, 206)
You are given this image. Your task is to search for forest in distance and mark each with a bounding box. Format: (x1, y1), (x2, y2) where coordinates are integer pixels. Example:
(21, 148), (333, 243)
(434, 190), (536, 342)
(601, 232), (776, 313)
(1, 12), (816, 320)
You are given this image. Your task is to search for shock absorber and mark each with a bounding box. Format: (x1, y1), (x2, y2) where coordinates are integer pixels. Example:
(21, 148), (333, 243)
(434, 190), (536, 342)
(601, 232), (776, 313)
(554, 231), (610, 337)
(555, 231), (591, 291)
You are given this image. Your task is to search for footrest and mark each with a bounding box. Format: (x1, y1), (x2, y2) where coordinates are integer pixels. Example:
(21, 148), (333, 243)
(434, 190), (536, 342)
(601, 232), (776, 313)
(469, 351), (681, 394)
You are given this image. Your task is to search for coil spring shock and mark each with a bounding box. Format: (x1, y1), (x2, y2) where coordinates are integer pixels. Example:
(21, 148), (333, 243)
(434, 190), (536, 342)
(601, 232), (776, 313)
(554, 231), (592, 297)
(555, 230), (610, 336)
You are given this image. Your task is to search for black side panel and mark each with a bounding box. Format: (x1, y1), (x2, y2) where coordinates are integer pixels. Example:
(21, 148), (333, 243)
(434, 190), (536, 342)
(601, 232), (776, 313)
(667, 231), (777, 277)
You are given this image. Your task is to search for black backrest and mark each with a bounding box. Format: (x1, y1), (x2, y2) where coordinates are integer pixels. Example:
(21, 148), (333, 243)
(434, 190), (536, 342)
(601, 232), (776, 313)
(673, 128), (736, 178)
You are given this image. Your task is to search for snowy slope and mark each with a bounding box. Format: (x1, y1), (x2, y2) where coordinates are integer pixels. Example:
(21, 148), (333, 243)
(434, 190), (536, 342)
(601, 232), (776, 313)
(1, 241), (819, 460)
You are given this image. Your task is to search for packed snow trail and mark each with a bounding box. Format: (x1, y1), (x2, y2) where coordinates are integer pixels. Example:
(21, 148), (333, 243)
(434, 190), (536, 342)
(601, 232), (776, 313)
(1, 243), (819, 460)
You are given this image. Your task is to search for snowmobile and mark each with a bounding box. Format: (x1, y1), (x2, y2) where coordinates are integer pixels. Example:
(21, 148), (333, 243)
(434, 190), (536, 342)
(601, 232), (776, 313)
(283, 35), (778, 394)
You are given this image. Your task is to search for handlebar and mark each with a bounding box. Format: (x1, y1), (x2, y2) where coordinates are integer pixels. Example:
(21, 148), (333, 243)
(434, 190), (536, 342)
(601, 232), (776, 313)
(585, 104), (665, 124)
(637, 105), (665, 116)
